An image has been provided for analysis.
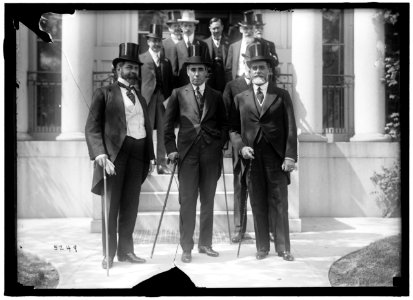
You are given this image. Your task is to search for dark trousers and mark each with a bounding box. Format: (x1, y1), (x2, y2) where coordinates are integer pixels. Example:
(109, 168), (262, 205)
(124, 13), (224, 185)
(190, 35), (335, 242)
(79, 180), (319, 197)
(247, 139), (290, 253)
(101, 136), (146, 258)
(178, 137), (222, 251)
(232, 146), (248, 234)
(148, 89), (167, 164)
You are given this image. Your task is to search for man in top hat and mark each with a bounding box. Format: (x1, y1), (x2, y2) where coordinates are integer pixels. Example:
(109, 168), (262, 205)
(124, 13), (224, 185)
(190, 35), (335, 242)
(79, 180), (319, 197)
(225, 10), (256, 82)
(164, 44), (229, 263)
(85, 43), (155, 269)
(140, 24), (174, 174)
(175, 10), (211, 88)
(222, 59), (253, 244)
(254, 12), (279, 85)
(229, 42), (297, 261)
(203, 17), (229, 93)
(162, 10), (181, 85)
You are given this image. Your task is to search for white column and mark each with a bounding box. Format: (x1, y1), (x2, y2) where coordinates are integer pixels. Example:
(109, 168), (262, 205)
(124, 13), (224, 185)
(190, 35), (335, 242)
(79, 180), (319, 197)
(16, 24), (32, 140)
(56, 11), (95, 140)
(350, 9), (390, 142)
(292, 9), (327, 142)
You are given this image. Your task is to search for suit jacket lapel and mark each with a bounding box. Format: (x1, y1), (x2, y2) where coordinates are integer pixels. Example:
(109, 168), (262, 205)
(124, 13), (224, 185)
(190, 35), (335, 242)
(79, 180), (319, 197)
(201, 86), (211, 121)
(184, 84), (201, 119)
(206, 37), (213, 59)
(243, 87), (260, 119)
(112, 83), (126, 128)
(260, 84), (279, 118)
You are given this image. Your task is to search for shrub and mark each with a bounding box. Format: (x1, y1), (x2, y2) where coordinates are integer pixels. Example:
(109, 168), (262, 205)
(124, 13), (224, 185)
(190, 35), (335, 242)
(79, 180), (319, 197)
(370, 161), (400, 217)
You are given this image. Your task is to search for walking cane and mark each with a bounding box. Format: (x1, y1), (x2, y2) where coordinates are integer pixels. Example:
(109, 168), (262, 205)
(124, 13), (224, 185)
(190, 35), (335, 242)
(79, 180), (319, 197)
(103, 161), (110, 276)
(150, 161), (177, 258)
(221, 152), (232, 244)
(237, 159), (251, 258)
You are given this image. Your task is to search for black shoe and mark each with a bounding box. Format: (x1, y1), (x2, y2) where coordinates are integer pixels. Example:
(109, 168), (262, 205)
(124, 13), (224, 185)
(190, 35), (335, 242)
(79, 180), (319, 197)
(117, 252), (146, 263)
(198, 246), (219, 257)
(181, 251), (192, 263)
(157, 164), (171, 174)
(269, 232), (275, 242)
(102, 256), (113, 269)
(278, 251), (294, 261)
(256, 250), (269, 260)
(231, 232), (253, 243)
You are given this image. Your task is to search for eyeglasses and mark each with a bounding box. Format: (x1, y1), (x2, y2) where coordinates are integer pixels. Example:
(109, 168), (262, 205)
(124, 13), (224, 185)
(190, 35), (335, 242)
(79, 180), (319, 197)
(250, 65), (268, 71)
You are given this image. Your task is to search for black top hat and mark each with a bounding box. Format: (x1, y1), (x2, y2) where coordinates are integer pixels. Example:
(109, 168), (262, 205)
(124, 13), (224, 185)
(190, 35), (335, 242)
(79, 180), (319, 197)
(146, 24), (164, 40)
(112, 43), (143, 67)
(166, 11), (181, 24)
(254, 13), (266, 26)
(238, 10), (255, 27)
(243, 41), (275, 66)
(182, 44), (211, 68)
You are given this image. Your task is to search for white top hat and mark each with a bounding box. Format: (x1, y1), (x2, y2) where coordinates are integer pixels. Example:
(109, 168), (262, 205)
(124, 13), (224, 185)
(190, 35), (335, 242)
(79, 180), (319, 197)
(178, 10), (199, 24)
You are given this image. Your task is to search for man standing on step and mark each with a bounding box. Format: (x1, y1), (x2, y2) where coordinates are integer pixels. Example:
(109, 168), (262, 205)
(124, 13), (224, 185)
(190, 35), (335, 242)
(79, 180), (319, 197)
(164, 45), (228, 263)
(85, 43), (155, 269)
(229, 42), (297, 261)
(162, 10), (181, 88)
(140, 24), (174, 174)
(223, 59), (253, 244)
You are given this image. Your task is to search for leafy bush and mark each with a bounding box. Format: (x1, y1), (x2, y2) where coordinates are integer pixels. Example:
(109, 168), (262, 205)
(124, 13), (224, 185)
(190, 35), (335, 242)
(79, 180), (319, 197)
(370, 161), (400, 217)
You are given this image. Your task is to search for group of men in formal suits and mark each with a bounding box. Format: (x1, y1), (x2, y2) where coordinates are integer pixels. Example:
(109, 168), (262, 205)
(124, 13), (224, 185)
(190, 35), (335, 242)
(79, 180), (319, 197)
(85, 9), (296, 269)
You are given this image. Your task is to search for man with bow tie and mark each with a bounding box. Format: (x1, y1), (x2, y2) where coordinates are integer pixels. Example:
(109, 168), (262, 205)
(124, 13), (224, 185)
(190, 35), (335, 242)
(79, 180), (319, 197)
(140, 24), (174, 174)
(203, 17), (229, 92)
(229, 42), (297, 261)
(164, 45), (229, 263)
(175, 10), (211, 87)
(85, 43), (155, 269)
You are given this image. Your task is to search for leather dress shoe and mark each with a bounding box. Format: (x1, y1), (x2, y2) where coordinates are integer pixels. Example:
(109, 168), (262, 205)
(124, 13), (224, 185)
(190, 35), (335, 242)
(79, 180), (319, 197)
(198, 246), (219, 257)
(278, 251), (294, 261)
(231, 232), (253, 243)
(256, 250), (269, 260)
(157, 164), (171, 174)
(181, 251), (192, 263)
(102, 256), (113, 269)
(117, 252), (146, 263)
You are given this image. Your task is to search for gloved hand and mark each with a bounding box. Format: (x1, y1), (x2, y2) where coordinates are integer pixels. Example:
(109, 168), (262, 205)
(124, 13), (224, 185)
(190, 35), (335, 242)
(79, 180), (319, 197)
(95, 154), (116, 175)
(241, 146), (255, 160)
(167, 152), (179, 163)
(281, 159), (296, 172)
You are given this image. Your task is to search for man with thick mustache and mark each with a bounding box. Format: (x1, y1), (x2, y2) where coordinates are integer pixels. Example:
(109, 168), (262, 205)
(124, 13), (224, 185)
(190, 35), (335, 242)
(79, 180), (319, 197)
(230, 42), (297, 261)
(85, 43), (155, 269)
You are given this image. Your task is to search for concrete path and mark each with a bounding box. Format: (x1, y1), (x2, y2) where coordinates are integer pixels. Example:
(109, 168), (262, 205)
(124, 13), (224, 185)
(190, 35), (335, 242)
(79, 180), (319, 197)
(17, 217), (400, 289)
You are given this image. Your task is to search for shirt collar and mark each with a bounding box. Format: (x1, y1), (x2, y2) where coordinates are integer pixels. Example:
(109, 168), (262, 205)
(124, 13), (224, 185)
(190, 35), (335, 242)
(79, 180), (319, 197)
(148, 48), (160, 60)
(118, 77), (133, 88)
(192, 83), (206, 94)
(253, 82), (268, 94)
(244, 77), (251, 85)
(184, 34), (194, 45)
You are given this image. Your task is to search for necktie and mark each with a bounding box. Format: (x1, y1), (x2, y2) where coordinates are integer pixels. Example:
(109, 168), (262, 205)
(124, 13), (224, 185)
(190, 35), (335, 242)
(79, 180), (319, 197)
(195, 86), (204, 114)
(155, 54), (160, 66)
(257, 87), (264, 105)
(187, 40), (192, 55)
(118, 82), (136, 105)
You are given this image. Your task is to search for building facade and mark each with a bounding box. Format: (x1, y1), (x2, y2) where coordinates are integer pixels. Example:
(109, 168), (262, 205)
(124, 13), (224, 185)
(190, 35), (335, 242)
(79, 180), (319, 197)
(16, 8), (400, 233)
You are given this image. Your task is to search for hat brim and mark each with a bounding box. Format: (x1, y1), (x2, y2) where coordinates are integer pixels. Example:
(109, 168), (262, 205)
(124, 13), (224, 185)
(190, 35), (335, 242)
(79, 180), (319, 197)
(112, 57), (143, 67)
(245, 56), (276, 67)
(182, 61), (211, 69)
(238, 21), (254, 27)
(178, 19), (199, 24)
(145, 34), (165, 40)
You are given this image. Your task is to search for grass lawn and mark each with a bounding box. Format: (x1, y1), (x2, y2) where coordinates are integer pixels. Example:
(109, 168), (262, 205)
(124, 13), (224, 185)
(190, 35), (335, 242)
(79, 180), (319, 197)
(329, 234), (401, 286)
(18, 249), (59, 289)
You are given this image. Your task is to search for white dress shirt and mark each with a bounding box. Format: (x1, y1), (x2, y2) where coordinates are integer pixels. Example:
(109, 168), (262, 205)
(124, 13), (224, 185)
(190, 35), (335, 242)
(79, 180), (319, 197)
(253, 82), (268, 107)
(184, 34), (195, 47)
(149, 48), (161, 66)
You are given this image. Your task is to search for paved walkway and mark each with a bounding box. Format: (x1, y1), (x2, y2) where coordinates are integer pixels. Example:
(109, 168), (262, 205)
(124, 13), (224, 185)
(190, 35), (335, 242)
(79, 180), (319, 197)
(17, 217), (400, 289)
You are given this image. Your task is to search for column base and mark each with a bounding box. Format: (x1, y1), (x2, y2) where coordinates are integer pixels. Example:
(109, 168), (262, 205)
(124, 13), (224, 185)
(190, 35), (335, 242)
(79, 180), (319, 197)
(298, 133), (327, 142)
(56, 132), (85, 141)
(17, 132), (32, 141)
(350, 133), (392, 142)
